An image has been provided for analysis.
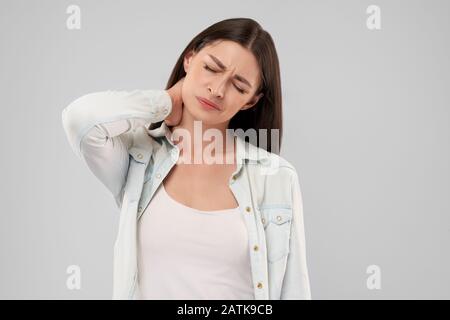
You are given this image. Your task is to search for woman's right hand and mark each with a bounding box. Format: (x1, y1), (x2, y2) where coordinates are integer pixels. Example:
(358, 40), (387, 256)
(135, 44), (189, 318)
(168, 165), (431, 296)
(164, 77), (185, 127)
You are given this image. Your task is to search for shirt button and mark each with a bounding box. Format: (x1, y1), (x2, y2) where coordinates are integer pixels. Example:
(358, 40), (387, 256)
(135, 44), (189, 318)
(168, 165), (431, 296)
(257, 282), (263, 289)
(253, 245), (259, 251)
(276, 215), (282, 222)
(138, 206), (143, 213)
(156, 173), (161, 179)
(137, 153), (143, 159)
(245, 206), (251, 213)
(261, 218), (266, 224)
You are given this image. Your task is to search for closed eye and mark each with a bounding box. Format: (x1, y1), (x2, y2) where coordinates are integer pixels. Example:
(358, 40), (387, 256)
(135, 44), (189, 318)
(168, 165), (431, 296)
(203, 64), (246, 94)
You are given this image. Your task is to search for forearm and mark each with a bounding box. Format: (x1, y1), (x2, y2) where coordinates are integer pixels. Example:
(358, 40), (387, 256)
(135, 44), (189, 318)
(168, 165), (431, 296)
(62, 89), (172, 158)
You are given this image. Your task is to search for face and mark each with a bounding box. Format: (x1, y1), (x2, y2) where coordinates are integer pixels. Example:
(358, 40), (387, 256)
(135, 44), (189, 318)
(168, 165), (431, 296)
(181, 39), (264, 126)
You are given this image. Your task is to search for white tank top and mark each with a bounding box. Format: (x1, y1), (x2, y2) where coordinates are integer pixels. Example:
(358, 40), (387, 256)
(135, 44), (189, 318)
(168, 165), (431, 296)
(136, 182), (255, 300)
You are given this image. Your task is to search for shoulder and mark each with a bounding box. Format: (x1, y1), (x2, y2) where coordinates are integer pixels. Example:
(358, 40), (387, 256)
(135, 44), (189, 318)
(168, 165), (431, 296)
(264, 151), (296, 170)
(245, 144), (302, 196)
(256, 148), (300, 179)
(246, 147), (301, 208)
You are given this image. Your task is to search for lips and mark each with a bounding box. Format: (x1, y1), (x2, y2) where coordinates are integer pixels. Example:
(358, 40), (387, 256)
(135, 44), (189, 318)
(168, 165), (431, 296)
(196, 96), (221, 111)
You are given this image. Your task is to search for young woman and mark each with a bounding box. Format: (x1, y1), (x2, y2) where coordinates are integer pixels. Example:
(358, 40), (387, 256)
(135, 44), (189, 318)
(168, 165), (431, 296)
(62, 18), (311, 300)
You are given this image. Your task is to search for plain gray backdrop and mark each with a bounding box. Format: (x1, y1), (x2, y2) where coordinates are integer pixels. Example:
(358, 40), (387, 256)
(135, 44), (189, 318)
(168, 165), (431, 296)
(0, 0), (449, 299)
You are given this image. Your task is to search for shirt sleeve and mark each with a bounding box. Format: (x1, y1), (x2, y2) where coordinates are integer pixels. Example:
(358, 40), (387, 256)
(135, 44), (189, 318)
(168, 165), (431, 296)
(61, 89), (173, 208)
(280, 169), (312, 299)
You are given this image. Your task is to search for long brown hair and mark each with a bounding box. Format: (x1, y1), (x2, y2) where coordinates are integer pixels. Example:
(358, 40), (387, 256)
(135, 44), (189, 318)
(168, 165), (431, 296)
(160, 18), (283, 154)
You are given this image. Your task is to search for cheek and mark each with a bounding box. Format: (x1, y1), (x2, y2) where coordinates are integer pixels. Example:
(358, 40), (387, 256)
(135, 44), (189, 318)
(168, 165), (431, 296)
(188, 66), (206, 82)
(182, 74), (199, 94)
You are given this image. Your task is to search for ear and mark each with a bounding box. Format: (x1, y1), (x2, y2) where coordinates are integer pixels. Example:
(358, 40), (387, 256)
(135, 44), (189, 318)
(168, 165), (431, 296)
(183, 50), (196, 73)
(240, 92), (264, 111)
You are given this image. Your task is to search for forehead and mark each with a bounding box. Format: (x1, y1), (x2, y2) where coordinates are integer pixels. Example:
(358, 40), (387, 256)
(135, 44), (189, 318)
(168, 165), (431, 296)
(199, 40), (260, 86)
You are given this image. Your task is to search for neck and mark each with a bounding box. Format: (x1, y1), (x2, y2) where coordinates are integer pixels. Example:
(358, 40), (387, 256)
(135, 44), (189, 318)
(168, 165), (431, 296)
(168, 106), (236, 164)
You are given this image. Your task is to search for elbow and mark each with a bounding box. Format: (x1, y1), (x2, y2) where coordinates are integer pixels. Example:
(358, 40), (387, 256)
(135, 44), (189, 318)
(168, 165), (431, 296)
(61, 93), (97, 157)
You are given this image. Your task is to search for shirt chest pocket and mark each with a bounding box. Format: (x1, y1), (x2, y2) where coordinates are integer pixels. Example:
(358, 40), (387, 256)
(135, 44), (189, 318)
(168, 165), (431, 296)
(260, 206), (293, 263)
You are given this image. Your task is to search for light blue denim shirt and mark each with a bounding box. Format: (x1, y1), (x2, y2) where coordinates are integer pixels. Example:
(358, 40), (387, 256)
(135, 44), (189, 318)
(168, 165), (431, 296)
(62, 89), (311, 300)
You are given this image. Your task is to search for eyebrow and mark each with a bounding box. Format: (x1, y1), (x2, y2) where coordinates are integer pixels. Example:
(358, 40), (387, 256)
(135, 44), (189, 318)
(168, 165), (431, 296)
(207, 54), (253, 89)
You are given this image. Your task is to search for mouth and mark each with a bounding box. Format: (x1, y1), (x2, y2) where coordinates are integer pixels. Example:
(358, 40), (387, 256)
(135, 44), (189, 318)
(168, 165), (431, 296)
(196, 96), (221, 111)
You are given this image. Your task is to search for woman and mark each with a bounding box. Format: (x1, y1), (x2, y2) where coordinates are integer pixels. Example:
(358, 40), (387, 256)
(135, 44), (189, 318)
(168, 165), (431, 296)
(62, 18), (311, 300)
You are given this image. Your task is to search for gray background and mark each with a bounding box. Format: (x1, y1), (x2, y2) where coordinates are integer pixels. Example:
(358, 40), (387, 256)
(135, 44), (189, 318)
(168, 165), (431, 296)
(0, 0), (449, 299)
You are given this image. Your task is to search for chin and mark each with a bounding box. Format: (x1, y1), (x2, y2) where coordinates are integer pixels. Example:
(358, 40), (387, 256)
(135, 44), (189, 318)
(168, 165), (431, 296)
(189, 108), (217, 124)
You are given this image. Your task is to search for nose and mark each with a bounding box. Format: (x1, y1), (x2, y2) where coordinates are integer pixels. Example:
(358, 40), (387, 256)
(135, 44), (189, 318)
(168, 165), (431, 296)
(208, 79), (225, 99)
(208, 86), (223, 99)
